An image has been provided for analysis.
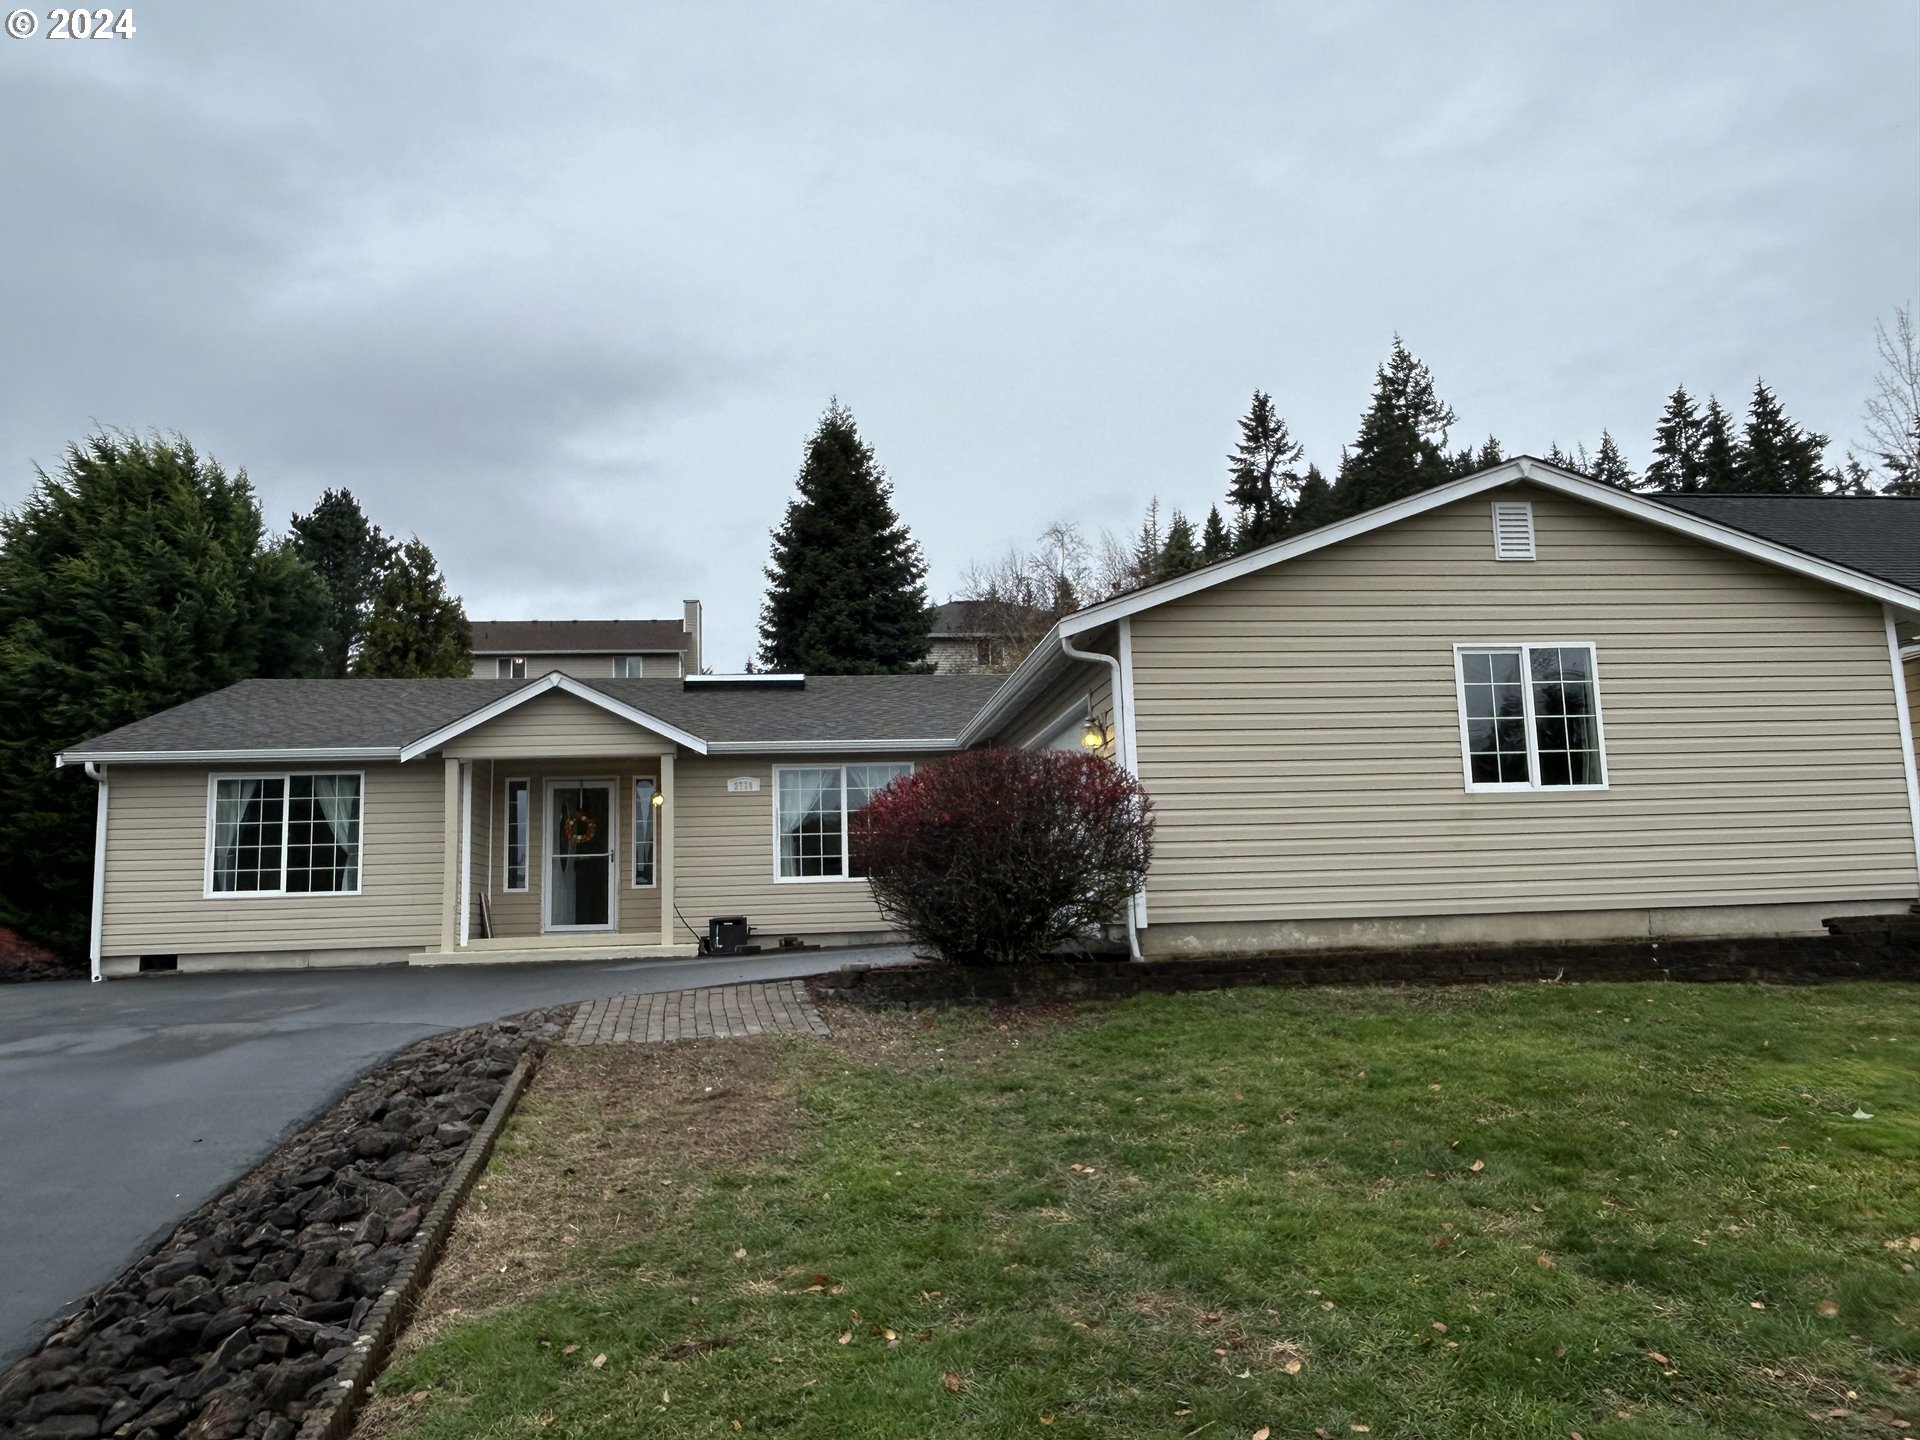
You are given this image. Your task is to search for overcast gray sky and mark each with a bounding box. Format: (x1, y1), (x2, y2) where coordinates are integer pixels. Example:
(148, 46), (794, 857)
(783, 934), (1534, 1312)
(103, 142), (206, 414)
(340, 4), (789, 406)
(3, 2), (1916, 669)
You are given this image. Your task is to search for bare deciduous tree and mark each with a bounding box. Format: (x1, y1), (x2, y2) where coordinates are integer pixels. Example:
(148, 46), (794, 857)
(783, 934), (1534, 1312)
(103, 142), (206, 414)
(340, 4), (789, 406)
(953, 518), (1146, 672)
(1863, 304), (1920, 496)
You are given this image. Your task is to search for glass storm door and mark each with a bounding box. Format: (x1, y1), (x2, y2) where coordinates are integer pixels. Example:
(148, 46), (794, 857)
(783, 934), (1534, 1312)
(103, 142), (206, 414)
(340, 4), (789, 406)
(545, 781), (616, 931)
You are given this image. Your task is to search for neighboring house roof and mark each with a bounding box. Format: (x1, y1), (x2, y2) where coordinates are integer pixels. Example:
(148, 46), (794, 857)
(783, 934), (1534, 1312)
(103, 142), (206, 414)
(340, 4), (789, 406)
(470, 619), (688, 655)
(930, 600), (1048, 638)
(55, 673), (1008, 764)
(1649, 494), (1920, 592)
(961, 457), (1920, 745)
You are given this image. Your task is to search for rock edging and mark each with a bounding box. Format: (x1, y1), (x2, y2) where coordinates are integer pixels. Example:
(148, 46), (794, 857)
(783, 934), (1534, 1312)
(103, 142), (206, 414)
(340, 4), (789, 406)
(291, 1048), (538, 1440)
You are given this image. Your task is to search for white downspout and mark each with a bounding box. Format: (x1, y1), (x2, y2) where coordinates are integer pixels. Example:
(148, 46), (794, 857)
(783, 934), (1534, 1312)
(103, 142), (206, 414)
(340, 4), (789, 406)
(1060, 630), (1142, 961)
(84, 762), (107, 983)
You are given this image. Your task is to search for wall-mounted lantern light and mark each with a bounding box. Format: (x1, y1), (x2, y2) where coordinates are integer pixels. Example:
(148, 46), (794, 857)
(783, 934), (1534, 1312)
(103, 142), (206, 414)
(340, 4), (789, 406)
(1081, 717), (1108, 750)
(651, 788), (665, 809)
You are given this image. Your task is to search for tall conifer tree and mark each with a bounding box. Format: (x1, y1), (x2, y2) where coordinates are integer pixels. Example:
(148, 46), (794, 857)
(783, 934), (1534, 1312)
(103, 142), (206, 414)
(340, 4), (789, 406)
(1737, 380), (1827, 494)
(1200, 505), (1230, 564)
(1645, 386), (1704, 492)
(1227, 390), (1304, 550)
(1698, 397), (1743, 492)
(757, 401), (934, 673)
(291, 489), (396, 677)
(1156, 511), (1200, 581)
(353, 538), (472, 678)
(1331, 338), (1457, 518)
(1590, 431), (1635, 489)
(1291, 464), (1334, 533)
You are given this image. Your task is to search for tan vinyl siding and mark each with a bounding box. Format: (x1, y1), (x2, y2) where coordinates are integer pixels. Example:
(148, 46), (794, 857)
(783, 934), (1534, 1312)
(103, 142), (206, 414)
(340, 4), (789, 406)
(674, 753), (929, 938)
(442, 691), (675, 759)
(100, 762), (442, 957)
(1907, 649), (1920, 761)
(465, 759), (663, 941)
(1129, 485), (1919, 925)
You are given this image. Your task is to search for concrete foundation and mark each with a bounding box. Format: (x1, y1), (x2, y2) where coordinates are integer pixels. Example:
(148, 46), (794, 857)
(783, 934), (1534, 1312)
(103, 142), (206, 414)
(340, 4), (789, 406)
(99, 946), (418, 977)
(1138, 899), (1916, 959)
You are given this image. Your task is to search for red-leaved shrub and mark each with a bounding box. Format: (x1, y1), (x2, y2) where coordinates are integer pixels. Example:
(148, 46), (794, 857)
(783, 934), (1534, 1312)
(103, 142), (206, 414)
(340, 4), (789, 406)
(856, 747), (1154, 963)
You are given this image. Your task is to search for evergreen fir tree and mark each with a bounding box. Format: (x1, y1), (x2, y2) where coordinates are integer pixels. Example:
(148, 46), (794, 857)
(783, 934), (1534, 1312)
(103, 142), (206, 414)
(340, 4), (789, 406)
(757, 401), (934, 673)
(1131, 498), (1164, 588)
(1645, 386), (1704, 492)
(1331, 338), (1457, 519)
(1590, 431), (1634, 489)
(1227, 390), (1304, 549)
(290, 488), (396, 677)
(1698, 397), (1742, 491)
(1200, 505), (1229, 564)
(0, 431), (327, 958)
(1156, 511), (1200, 581)
(1476, 436), (1505, 470)
(1291, 464), (1333, 533)
(1545, 443), (1574, 470)
(1737, 380), (1828, 494)
(1827, 454), (1874, 496)
(354, 538), (471, 678)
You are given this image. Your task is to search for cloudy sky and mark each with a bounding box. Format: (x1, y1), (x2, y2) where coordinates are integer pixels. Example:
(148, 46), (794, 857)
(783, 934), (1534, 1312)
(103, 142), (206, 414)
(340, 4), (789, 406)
(3, 3), (1915, 669)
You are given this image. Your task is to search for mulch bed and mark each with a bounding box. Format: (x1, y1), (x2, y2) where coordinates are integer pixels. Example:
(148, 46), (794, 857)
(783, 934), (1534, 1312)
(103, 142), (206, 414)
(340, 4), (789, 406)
(812, 913), (1920, 1009)
(0, 927), (73, 984)
(0, 1008), (573, 1440)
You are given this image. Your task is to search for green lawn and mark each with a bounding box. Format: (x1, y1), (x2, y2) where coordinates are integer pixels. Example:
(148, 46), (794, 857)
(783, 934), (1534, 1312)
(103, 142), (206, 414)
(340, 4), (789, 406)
(364, 983), (1919, 1439)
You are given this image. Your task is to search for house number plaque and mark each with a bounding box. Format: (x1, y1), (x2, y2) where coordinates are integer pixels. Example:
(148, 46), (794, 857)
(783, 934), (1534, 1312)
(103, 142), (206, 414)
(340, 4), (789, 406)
(727, 777), (762, 793)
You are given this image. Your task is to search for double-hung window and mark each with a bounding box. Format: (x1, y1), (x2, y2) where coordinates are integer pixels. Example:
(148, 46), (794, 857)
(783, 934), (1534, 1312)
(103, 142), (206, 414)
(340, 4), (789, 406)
(1454, 644), (1607, 790)
(497, 657), (527, 679)
(775, 763), (912, 880)
(208, 773), (362, 895)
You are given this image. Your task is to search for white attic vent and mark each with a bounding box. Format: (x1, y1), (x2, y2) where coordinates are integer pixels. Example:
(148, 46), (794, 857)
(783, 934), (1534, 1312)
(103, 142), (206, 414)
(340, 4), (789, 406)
(1491, 500), (1536, 561)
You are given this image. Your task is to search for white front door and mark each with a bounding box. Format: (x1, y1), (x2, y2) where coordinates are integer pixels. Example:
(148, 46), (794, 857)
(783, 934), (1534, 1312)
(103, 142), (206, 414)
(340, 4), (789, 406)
(543, 780), (618, 932)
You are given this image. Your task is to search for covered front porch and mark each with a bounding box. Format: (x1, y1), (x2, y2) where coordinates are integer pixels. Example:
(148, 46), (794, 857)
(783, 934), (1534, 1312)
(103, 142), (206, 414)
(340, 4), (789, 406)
(414, 749), (700, 965)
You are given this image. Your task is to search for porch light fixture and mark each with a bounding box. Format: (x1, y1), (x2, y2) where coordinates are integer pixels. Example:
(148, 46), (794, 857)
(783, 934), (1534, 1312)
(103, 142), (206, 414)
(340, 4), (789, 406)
(651, 788), (665, 808)
(1081, 717), (1107, 750)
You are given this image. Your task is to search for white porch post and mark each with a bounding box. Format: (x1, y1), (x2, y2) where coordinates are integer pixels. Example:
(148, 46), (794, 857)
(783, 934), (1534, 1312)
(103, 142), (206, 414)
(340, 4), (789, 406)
(658, 750), (676, 948)
(440, 756), (461, 954)
(458, 761), (473, 948)
(86, 762), (108, 983)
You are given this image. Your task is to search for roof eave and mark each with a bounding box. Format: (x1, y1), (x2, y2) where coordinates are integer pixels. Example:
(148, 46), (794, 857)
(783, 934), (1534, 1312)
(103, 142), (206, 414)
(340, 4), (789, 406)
(54, 746), (403, 770)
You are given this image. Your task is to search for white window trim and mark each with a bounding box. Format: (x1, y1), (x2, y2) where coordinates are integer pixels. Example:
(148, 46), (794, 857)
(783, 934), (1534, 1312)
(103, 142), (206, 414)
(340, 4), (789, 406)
(771, 762), (914, 884)
(632, 776), (658, 889)
(1451, 642), (1610, 793)
(497, 656), (528, 679)
(502, 777), (530, 892)
(202, 770), (366, 899)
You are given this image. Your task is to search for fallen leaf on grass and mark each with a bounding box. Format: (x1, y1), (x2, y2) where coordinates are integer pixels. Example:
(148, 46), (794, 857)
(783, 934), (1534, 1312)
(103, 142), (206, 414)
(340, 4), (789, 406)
(562, 1344), (579, 1355)
(1816, 1299), (1840, 1318)
(1749, 1300), (1765, 1310)
(837, 1332), (852, 1345)
(408, 1391), (429, 1404)
(1537, 1253), (1555, 1269)
(1469, 1159), (1485, 1173)
(590, 1353), (607, 1369)
(1253, 1428), (1271, 1439)
(1648, 1351), (1671, 1365)
(942, 1371), (965, 1393)
(1431, 1321), (1448, 1333)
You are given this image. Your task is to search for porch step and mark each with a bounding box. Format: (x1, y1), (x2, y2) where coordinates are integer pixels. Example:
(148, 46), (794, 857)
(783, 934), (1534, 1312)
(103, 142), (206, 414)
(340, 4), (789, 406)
(411, 942), (700, 966)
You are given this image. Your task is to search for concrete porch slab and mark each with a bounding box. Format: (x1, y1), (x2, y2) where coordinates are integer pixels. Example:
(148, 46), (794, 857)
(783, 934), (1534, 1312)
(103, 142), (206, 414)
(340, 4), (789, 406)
(411, 942), (701, 965)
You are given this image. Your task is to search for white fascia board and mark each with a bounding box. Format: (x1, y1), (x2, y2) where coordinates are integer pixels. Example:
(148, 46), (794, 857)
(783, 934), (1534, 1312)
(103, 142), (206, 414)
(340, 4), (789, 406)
(1055, 459), (1920, 638)
(397, 672), (710, 761)
(706, 738), (961, 754)
(55, 746), (400, 769)
(683, 673), (806, 685)
(474, 648), (683, 657)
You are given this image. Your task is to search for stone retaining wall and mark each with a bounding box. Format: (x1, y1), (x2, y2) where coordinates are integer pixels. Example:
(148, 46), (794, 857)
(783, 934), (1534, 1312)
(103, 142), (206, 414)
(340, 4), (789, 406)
(810, 914), (1920, 1009)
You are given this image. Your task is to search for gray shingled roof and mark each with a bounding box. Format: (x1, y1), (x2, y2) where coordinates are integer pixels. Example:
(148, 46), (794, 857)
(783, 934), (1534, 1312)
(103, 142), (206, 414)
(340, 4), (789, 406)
(1652, 494), (1920, 592)
(58, 674), (1009, 760)
(470, 619), (687, 655)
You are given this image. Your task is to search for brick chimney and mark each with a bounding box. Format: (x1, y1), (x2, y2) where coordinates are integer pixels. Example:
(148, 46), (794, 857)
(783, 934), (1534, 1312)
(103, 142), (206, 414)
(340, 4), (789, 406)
(683, 599), (704, 676)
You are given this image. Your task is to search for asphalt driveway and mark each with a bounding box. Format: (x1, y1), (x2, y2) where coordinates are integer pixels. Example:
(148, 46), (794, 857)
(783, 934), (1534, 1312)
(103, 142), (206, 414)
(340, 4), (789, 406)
(0, 949), (893, 1367)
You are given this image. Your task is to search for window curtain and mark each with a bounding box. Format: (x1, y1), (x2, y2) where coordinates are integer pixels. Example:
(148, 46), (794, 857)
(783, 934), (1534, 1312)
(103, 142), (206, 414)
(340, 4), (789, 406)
(309, 775), (360, 889)
(778, 767), (842, 876)
(213, 778), (265, 891)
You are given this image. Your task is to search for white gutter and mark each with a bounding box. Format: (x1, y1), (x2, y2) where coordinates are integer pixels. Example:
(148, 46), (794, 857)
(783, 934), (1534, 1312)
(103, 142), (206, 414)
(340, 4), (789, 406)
(1888, 607), (1920, 902)
(1059, 631), (1142, 962)
(84, 762), (107, 983)
(56, 746), (400, 769)
(705, 738), (962, 754)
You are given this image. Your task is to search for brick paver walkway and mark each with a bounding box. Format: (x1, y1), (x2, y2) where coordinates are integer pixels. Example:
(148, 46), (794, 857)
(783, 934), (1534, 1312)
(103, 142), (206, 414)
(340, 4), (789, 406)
(562, 980), (830, 1046)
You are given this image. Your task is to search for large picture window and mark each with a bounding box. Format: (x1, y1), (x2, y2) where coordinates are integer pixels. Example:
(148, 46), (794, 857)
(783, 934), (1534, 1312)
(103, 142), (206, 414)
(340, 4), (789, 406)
(1454, 644), (1607, 791)
(775, 763), (912, 880)
(209, 773), (362, 895)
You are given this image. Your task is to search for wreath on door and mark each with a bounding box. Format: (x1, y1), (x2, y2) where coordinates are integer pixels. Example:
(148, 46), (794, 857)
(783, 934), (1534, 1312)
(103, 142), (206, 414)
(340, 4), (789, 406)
(561, 809), (600, 846)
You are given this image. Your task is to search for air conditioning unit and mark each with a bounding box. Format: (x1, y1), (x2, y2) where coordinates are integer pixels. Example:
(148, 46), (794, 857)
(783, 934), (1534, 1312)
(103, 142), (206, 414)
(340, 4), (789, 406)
(707, 916), (752, 955)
